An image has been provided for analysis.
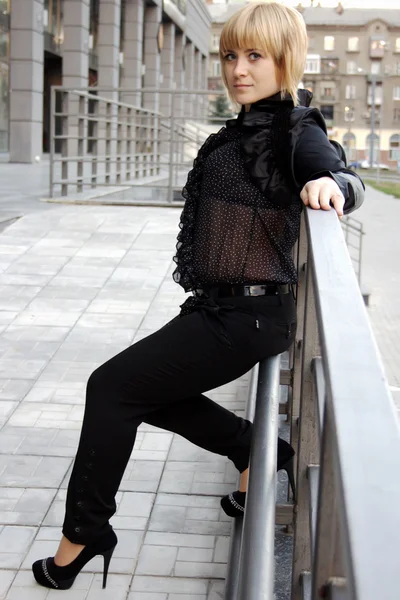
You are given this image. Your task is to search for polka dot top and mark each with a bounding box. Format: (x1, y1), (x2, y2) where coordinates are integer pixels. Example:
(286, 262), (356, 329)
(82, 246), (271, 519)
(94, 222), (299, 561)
(191, 128), (301, 286)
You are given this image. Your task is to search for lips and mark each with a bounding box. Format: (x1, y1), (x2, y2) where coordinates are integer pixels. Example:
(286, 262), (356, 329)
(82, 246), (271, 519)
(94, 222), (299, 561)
(233, 84), (252, 88)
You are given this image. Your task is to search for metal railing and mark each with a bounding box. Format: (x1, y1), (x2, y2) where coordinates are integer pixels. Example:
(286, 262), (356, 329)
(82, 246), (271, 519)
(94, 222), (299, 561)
(225, 208), (400, 599)
(341, 216), (364, 285)
(49, 87), (228, 199)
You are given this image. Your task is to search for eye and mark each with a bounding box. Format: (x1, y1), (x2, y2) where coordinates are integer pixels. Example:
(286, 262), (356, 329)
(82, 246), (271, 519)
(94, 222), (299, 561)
(223, 53), (236, 62)
(249, 52), (262, 61)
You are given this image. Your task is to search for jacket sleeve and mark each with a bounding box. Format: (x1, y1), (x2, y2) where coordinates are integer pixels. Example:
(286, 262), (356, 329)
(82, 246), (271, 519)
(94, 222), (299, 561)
(291, 108), (365, 214)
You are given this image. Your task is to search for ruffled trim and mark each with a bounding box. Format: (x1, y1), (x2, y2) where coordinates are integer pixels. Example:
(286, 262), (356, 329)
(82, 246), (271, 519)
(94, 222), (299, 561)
(172, 127), (235, 292)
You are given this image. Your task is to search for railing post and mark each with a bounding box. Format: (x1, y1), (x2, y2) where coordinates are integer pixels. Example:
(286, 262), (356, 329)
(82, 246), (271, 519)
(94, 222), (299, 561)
(312, 403), (346, 600)
(77, 94), (85, 193)
(237, 356), (281, 600)
(291, 236), (321, 600)
(91, 97), (98, 189)
(167, 91), (176, 203)
(126, 106), (132, 181)
(49, 86), (56, 198)
(61, 91), (69, 197)
(105, 102), (111, 185)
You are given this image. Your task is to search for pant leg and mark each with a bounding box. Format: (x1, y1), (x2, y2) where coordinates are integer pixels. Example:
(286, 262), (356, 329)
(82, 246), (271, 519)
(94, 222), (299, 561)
(63, 300), (294, 544)
(144, 394), (252, 473)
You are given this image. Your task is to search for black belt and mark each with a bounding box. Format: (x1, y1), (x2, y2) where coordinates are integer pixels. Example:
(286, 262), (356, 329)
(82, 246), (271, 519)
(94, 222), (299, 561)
(195, 283), (290, 299)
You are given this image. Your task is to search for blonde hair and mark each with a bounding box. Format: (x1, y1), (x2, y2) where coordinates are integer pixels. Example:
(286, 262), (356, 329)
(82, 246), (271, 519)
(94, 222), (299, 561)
(219, 2), (308, 107)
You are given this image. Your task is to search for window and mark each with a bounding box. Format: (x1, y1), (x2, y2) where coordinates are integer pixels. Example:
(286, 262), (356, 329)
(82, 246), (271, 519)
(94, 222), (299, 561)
(368, 84), (383, 105)
(371, 61), (381, 75)
(320, 105), (334, 123)
(396, 63), (400, 75)
(389, 134), (400, 161)
(366, 133), (380, 162)
(394, 108), (400, 122)
(394, 86), (400, 100)
(395, 38), (400, 53)
(370, 38), (386, 58)
(304, 54), (320, 74)
(212, 60), (221, 77)
(324, 36), (335, 51)
(211, 34), (220, 51)
(348, 37), (359, 52)
(343, 132), (356, 161)
(344, 107), (355, 122)
(321, 82), (335, 100)
(345, 84), (356, 100)
(347, 61), (358, 74)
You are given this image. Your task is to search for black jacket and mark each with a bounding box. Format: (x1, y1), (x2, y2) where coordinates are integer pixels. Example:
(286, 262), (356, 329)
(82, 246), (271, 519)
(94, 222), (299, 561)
(227, 89), (364, 213)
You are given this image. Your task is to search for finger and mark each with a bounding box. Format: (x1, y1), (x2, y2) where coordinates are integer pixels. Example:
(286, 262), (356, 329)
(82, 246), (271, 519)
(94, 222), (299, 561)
(300, 186), (309, 205)
(331, 193), (345, 217)
(318, 186), (332, 211)
(306, 183), (321, 210)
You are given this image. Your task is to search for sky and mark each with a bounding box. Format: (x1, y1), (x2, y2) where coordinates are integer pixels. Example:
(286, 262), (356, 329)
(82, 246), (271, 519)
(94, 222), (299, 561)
(214, 0), (399, 9)
(284, 0), (397, 7)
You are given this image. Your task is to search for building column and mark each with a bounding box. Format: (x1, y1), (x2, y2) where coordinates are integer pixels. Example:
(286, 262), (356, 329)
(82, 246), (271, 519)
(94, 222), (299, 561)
(63, 0), (90, 89)
(195, 48), (203, 118)
(160, 23), (176, 117)
(120, 0), (144, 107)
(184, 41), (195, 117)
(97, 0), (121, 180)
(143, 4), (162, 112)
(9, 0), (44, 163)
(174, 32), (185, 123)
(98, 0), (121, 95)
(202, 54), (209, 119)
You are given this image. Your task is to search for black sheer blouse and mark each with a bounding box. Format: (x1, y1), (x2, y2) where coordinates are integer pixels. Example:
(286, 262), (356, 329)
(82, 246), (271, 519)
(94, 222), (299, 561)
(173, 91), (363, 293)
(191, 128), (300, 286)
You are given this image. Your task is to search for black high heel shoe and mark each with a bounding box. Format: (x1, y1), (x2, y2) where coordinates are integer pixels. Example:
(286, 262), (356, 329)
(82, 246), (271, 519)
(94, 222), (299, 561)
(32, 529), (117, 590)
(221, 438), (296, 518)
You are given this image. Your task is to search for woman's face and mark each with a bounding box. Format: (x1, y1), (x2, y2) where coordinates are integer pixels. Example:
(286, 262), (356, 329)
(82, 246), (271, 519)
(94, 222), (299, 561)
(222, 47), (281, 108)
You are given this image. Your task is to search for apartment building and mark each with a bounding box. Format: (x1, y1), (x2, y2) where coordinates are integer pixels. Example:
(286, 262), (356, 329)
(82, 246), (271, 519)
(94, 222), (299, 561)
(0, 0), (210, 162)
(207, 3), (400, 168)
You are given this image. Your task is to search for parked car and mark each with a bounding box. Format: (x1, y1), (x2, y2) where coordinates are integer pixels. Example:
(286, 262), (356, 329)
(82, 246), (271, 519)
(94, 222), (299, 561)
(348, 161), (362, 170)
(360, 160), (390, 170)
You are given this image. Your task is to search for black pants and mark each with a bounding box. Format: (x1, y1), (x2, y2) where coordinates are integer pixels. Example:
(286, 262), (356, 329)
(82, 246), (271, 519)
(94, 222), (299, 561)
(63, 292), (297, 544)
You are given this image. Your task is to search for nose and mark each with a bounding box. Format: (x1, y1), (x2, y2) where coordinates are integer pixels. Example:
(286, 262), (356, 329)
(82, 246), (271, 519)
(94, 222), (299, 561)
(233, 56), (248, 78)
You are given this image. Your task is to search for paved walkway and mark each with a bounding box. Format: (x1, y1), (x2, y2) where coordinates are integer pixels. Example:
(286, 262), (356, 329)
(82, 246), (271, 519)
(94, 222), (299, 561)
(0, 203), (249, 600)
(0, 163), (398, 599)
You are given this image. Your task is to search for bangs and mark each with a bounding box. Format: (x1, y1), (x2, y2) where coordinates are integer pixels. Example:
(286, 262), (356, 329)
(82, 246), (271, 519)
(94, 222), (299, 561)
(219, 8), (274, 57)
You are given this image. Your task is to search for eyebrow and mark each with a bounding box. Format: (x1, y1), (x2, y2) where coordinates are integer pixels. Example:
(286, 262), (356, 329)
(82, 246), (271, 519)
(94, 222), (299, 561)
(223, 48), (262, 53)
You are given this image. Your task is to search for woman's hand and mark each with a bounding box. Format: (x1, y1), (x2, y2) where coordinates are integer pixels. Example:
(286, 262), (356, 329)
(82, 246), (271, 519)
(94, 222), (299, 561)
(300, 176), (345, 217)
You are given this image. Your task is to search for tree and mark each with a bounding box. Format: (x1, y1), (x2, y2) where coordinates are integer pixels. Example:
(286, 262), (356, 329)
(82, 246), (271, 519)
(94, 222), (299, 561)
(210, 94), (233, 122)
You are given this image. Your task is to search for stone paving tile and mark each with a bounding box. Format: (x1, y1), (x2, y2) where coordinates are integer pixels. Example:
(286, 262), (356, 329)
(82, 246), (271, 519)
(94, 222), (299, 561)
(0, 360), (47, 381)
(0, 488), (56, 526)
(0, 380), (33, 402)
(0, 526), (37, 569)
(149, 494), (231, 536)
(0, 426), (79, 457)
(0, 570), (16, 600)
(0, 455), (71, 488)
(8, 403), (83, 429)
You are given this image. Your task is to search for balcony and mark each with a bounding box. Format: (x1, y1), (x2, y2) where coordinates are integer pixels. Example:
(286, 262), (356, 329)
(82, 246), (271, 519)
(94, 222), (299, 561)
(321, 58), (339, 76)
(320, 94), (337, 102)
(369, 38), (387, 59)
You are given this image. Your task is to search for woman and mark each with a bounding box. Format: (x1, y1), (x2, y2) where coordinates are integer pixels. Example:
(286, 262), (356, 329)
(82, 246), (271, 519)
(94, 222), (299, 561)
(32, 2), (364, 590)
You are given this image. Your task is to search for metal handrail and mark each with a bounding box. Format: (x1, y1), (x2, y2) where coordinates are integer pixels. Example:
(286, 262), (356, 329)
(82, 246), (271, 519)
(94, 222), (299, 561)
(224, 208), (400, 600)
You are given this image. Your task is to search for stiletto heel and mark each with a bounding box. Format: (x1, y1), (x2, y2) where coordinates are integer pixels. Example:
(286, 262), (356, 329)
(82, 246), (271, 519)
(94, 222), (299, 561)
(221, 437), (297, 518)
(281, 455), (296, 500)
(102, 546), (116, 589)
(32, 529), (117, 591)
